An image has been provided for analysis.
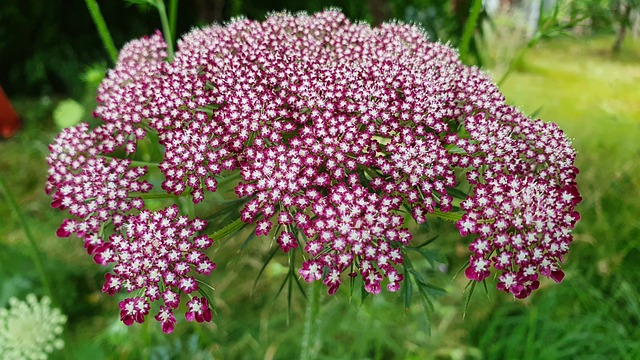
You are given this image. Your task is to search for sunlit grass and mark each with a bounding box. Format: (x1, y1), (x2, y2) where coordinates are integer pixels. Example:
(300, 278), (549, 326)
(498, 35), (640, 128)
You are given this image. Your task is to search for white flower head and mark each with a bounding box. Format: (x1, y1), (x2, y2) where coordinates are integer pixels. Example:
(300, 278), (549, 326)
(0, 294), (67, 360)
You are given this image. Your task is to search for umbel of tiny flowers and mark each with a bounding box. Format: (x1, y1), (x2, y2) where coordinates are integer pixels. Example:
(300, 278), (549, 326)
(47, 9), (582, 332)
(98, 205), (215, 333)
(0, 294), (67, 360)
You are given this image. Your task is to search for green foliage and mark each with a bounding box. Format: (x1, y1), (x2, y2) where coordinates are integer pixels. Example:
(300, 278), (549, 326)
(469, 272), (640, 359)
(497, 0), (587, 85)
(0, 0), (187, 96)
(569, 0), (616, 33)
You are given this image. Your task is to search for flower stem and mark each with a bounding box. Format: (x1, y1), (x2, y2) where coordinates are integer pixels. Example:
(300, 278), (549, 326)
(169, 0), (178, 41)
(154, 0), (174, 62)
(0, 175), (56, 304)
(84, 0), (119, 64)
(130, 192), (183, 199)
(432, 209), (463, 222)
(96, 155), (160, 167)
(300, 280), (322, 360)
(130, 160), (161, 167)
(458, 0), (483, 64)
(210, 218), (245, 241)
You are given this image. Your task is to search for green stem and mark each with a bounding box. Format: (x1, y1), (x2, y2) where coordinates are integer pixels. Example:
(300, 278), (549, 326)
(458, 0), (483, 64)
(431, 209), (463, 222)
(84, 0), (119, 64)
(130, 192), (183, 199)
(210, 218), (246, 241)
(169, 0), (179, 42)
(129, 160), (161, 167)
(300, 281), (322, 360)
(154, 0), (174, 62)
(230, 0), (243, 17)
(96, 155), (160, 167)
(0, 175), (56, 304)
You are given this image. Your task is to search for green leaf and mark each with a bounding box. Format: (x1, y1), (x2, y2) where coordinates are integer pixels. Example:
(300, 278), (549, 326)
(530, 106), (543, 118)
(431, 209), (463, 222)
(402, 264), (413, 313)
(445, 143), (468, 154)
(446, 187), (470, 200)
(482, 278), (490, 298)
(360, 284), (370, 306)
(416, 279), (447, 297)
(412, 234), (440, 248)
(453, 258), (471, 279)
(204, 81), (216, 90)
(406, 247), (447, 268)
(287, 269), (293, 325)
(53, 99), (84, 129)
(416, 281), (435, 314)
(197, 103), (223, 115)
(253, 246), (279, 290)
(195, 278), (216, 292)
(463, 280), (477, 319)
(210, 218), (245, 241)
(293, 272), (307, 300)
(349, 268), (357, 302)
(274, 270), (290, 300)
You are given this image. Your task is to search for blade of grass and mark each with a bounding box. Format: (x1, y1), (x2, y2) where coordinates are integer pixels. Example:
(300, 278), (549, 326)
(0, 175), (55, 304)
(462, 280), (477, 319)
(253, 246), (279, 290)
(210, 217), (245, 241)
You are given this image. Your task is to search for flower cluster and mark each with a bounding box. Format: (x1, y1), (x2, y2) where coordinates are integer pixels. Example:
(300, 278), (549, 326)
(0, 294), (67, 360)
(458, 175), (580, 298)
(46, 116), (215, 333)
(47, 9), (582, 332)
(47, 123), (150, 245)
(95, 205), (215, 333)
(454, 109), (580, 296)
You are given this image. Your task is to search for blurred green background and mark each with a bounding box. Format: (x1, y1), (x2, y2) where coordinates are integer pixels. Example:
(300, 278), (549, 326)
(1, 0), (639, 359)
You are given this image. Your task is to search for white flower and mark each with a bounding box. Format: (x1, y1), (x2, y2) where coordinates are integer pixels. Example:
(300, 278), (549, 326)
(0, 294), (67, 360)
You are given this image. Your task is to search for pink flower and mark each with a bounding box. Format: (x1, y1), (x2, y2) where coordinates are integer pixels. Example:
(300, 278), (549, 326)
(47, 124), (151, 243)
(276, 231), (297, 253)
(154, 306), (177, 334)
(119, 297), (150, 326)
(185, 297), (213, 323)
